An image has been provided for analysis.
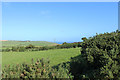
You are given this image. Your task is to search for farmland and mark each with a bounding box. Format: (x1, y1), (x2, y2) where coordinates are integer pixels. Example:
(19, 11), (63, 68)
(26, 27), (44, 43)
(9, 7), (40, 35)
(1, 41), (58, 48)
(2, 47), (81, 68)
(2, 41), (81, 78)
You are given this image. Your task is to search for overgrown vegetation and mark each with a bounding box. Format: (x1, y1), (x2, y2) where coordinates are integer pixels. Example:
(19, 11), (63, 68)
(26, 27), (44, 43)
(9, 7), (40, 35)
(70, 30), (120, 79)
(2, 58), (73, 79)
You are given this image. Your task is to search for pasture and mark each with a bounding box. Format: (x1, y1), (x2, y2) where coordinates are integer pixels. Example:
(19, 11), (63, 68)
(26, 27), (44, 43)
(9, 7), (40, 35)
(1, 41), (58, 48)
(2, 47), (81, 68)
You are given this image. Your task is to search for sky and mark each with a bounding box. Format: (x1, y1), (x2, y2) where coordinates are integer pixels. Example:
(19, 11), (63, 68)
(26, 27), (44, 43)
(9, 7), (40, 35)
(2, 2), (118, 42)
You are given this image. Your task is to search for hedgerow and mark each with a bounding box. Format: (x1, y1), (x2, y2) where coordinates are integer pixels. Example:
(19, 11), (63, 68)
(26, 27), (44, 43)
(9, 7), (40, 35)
(2, 42), (82, 52)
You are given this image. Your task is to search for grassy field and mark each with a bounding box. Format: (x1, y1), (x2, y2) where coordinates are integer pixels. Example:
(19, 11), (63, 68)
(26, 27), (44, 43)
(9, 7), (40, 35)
(2, 47), (81, 68)
(1, 41), (58, 48)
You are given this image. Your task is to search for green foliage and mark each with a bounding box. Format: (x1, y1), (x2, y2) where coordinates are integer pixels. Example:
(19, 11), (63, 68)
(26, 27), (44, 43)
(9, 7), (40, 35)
(62, 42), (67, 45)
(2, 58), (73, 79)
(82, 37), (87, 41)
(2, 42), (82, 52)
(12, 47), (18, 51)
(26, 44), (35, 49)
(3, 48), (11, 52)
(70, 30), (120, 79)
(57, 42), (81, 49)
(11, 46), (26, 52)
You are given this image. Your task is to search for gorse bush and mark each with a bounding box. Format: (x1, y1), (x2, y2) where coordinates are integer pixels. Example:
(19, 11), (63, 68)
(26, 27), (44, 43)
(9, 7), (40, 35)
(2, 58), (73, 79)
(70, 30), (120, 79)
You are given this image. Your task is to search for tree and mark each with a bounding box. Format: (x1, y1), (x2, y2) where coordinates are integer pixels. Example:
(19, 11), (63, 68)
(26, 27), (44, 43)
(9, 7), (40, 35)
(26, 44), (35, 49)
(62, 42), (67, 45)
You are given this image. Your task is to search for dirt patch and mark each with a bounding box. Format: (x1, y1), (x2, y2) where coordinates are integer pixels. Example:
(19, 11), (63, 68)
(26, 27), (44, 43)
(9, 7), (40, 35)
(0, 40), (8, 41)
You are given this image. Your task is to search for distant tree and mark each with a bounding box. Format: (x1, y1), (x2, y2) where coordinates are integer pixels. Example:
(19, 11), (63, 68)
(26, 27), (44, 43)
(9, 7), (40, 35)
(19, 46), (26, 52)
(26, 44), (35, 49)
(62, 42), (67, 45)
(5, 48), (10, 52)
(12, 47), (18, 51)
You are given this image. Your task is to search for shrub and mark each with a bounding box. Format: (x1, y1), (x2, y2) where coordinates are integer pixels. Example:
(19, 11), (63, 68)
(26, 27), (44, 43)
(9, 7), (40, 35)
(26, 44), (35, 49)
(70, 30), (120, 79)
(2, 48), (10, 52)
(82, 37), (87, 41)
(2, 58), (73, 79)
(11, 47), (18, 51)
(62, 42), (67, 45)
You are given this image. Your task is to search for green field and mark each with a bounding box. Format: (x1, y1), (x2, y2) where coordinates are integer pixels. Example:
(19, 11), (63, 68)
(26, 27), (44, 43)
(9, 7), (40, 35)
(2, 47), (81, 68)
(1, 41), (58, 48)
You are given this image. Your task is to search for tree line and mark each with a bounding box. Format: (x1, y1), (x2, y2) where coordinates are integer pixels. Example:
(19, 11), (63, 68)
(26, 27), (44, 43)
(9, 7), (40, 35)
(2, 42), (82, 52)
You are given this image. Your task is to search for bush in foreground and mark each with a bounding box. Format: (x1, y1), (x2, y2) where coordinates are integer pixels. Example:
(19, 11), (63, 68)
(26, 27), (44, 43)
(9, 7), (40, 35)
(2, 58), (73, 79)
(70, 30), (120, 79)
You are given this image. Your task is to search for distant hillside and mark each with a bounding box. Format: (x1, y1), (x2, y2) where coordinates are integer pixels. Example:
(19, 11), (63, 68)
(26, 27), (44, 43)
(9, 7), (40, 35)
(1, 41), (58, 48)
